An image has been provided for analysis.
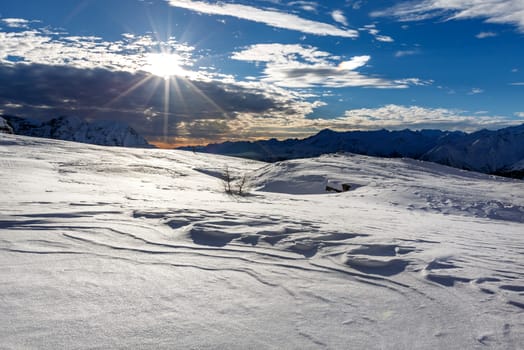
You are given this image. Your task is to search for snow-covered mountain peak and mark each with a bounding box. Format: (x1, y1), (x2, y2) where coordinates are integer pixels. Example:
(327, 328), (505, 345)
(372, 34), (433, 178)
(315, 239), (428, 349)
(0, 116), (13, 134)
(2, 115), (152, 148)
(184, 124), (524, 178)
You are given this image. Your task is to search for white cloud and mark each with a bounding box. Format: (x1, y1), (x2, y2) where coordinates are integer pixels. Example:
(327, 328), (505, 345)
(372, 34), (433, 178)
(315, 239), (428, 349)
(232, 43), (423, 88)
(360, 24), (394, 42)
(331, 10), (348, 26)
(375, 35), (394, 42)
(289, 1), (318, 12)
(468, 88), (484, 95)
(476, 31), (497, 38)
(1, 18), (32, 29)
(349, 1), (365, 10)
(515, 112), (524, 118)
(167, 0), (358, 37)
(336, 104), (521, 131)
(339, 55), (370, 70)
(372, 0), (524, 32)
(0, 28), (197, 76)
(395, 50), (419, 57)
(510, 82), (524, 86)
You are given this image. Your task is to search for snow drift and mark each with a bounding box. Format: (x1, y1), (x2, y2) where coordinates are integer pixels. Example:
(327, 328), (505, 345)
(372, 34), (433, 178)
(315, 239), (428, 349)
(1, 134), (523, 349)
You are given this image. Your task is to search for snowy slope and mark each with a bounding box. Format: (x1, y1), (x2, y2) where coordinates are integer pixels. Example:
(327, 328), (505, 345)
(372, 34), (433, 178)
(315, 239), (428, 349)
(1, 134), (523, 349)
(3, 115), (152, 147)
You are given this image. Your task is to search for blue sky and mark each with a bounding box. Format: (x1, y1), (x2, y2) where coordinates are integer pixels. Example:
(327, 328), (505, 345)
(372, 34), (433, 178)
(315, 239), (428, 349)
(0, 0), (523, 146)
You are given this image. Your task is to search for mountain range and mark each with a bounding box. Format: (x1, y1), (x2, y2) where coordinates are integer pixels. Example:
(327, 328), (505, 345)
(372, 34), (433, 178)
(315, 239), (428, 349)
(183, 125), (524, 179)
(0, 115), (151, 148)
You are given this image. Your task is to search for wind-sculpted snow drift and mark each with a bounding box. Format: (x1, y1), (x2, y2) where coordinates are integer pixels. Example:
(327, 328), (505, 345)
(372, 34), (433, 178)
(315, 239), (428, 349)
(0, 134), (523, 349)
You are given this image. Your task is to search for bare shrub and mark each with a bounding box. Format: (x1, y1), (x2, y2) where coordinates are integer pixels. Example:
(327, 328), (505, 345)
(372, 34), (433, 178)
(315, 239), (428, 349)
(222, 165), (250, 196)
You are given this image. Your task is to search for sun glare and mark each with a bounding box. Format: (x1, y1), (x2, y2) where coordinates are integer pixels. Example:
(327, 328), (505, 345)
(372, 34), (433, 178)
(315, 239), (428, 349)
(145, 53), (186, 79)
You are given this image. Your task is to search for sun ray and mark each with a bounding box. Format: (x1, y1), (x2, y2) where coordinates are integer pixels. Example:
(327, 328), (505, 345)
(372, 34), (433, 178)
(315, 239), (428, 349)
(163, 76), (171, 143)
(98, 73), (156, 114)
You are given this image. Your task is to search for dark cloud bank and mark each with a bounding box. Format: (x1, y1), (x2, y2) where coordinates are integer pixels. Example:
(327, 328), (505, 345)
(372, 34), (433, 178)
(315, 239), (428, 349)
(0, 63), (296, 145)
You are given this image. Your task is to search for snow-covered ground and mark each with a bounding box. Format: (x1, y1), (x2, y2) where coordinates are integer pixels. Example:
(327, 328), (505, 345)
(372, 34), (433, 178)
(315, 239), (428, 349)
(1, 134), (523, 349)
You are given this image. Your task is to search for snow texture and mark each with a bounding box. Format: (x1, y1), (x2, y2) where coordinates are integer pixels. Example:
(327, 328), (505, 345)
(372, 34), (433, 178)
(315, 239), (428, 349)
(1, 134), (523, 349)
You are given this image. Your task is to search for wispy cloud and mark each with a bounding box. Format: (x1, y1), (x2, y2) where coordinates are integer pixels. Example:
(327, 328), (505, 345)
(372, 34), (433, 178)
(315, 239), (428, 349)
(331, 10), (348, 26)
(476, 31), (497, 39)
(348, 1), (365, 10)
(166, 0), (359, 37)
(468, 88), (484, 95)
(515, 112), (524, 118)
(510, 82), (524, 86)
(232, 43), (423, 88)
(395, 49), (419, 57)
(360, 24), (394, 42)
(0, 18), (34, 29)
(372, 0), (524, 32)
(289, 1), (318, 12)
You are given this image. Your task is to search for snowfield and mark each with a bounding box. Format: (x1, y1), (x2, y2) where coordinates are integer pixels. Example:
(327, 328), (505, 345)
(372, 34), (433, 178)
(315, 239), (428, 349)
(1, 134), (523, 349)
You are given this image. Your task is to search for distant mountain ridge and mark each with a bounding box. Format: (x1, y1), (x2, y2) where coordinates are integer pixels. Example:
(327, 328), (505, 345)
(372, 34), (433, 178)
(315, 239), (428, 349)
(182, 125), (524, 179)
(1, 115), (152, 148)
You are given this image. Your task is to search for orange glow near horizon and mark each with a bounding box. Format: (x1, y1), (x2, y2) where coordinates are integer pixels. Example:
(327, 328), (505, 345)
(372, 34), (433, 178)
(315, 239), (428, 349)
(149, 135), (277, 149)
(149, 138), (216, 149)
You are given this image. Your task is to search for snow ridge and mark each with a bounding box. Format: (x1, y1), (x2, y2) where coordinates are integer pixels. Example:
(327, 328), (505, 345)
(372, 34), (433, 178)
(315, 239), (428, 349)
(184, 125), (524, 178)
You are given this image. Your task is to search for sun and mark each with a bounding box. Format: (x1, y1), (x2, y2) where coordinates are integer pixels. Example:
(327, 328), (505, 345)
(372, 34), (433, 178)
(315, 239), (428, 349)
(144, 53), (186, 79)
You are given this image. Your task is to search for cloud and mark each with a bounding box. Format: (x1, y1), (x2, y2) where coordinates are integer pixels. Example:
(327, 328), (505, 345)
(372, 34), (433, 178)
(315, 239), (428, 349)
(372, 0), (524, 32)
(0, 21), (330, 145)
(510, 82), (524, 86)
(348, 1), (365, 10)
(197, 104), (522, 142)
(360, 24), (394, 42)
(339, 55), (370, 70)
(332, 10), (349, 26)
(166, 0), (359, 37)
(515, 112), (524, 118)
(476, 31), (497, 38)
(232, 43), (421, 88)
(0, 28), (196, 75)
(0, 63), (315, 145)
(395, 50), (419, 57)
(468, 88), (484, 95)
(0, 18), (33, 29)
(375, 35), (394, 42)
(289, 1), (318, 12)
(334, 105), (522, 131)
